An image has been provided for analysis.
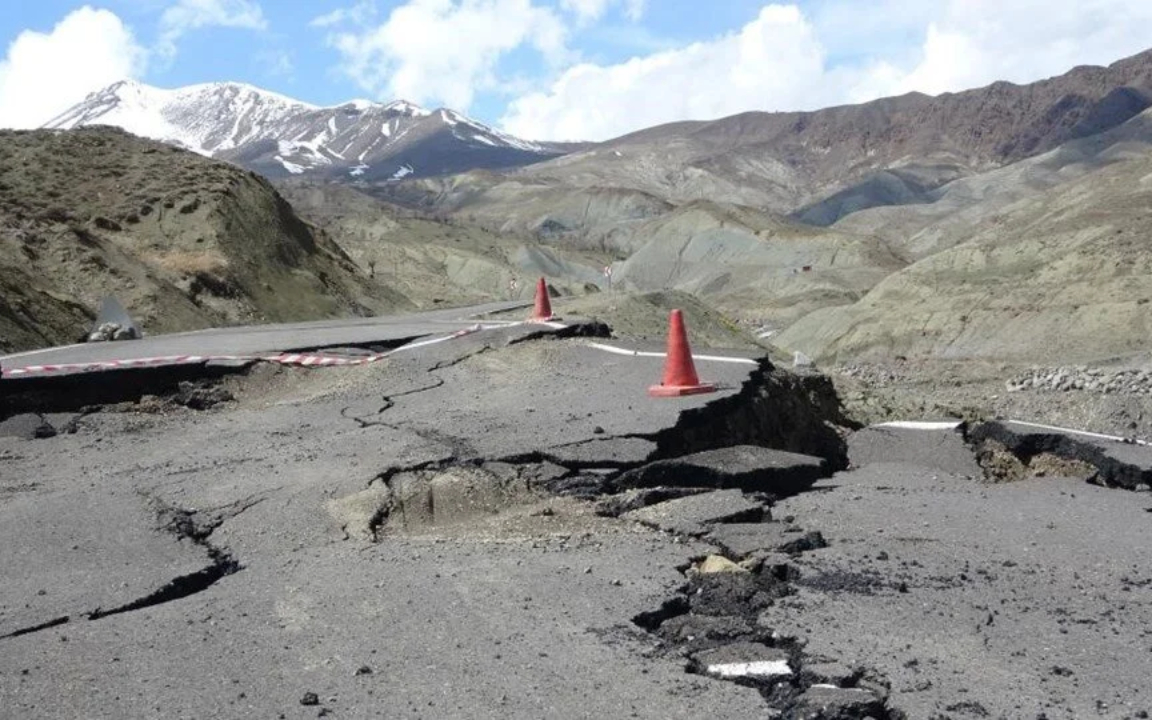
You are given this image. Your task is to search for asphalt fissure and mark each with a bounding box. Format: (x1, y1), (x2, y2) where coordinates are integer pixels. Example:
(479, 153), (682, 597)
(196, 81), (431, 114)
(629, 519), (907, 719)
(0, 364), (245, 420)
(0, 616), (71, 640)
(0, 496), (253, 641)
(649, 361), (855, 471)
(340, 377), (447, 429)
(968, 421), (1152, 490)
(85, 496), (251, 620)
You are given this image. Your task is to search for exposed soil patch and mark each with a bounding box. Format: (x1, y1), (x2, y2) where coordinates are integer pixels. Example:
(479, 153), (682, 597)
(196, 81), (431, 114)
(968, 421), (1152, 489)
(975, 439), (1099, 483)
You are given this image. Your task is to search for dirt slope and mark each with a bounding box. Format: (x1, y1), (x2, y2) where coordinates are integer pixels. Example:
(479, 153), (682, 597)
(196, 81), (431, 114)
(0, 127), (408, 353)
(832, 106), (1152, 260)
(775, 147), (1152, 364)
(276, 180), (614, 306)
(608, 201), (905, 328)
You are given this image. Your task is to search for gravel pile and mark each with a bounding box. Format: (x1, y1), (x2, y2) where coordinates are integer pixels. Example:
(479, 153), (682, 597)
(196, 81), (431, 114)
(1006, 367), (1152, 394)
(835, 364), (907, 387)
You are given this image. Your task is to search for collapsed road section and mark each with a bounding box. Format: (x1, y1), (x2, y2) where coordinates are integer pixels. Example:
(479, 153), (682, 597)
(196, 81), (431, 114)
(2, 315), (1150, 718)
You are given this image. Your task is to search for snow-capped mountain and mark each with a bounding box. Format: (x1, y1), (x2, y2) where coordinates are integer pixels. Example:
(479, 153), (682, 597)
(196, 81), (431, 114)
(44, 80), (569, 181)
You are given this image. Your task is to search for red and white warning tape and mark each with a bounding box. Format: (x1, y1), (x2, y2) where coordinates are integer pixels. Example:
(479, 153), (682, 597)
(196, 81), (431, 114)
(1, 325), (487, 379)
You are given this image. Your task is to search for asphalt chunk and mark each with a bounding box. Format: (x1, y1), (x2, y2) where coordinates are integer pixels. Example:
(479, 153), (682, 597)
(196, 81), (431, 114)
(623, 489), (767, 536)
(707, 523), (828, 560)
(613, 445), (826, 496)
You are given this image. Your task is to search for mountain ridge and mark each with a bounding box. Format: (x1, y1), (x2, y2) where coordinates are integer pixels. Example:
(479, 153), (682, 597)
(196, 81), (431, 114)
(44, 79), (574, 182)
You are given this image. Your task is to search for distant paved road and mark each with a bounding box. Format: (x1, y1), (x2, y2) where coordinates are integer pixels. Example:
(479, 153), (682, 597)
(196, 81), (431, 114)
(0, 301), (528, 373)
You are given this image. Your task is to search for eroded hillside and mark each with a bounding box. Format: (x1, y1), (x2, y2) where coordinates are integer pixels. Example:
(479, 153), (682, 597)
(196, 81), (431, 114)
(276, 180), (613, 307)
(777, 145), (1152, 363)
(0, 127), (407, 353)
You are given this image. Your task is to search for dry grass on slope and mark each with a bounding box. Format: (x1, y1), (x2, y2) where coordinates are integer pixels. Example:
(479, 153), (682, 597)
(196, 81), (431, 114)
(0, 127), (407, 353)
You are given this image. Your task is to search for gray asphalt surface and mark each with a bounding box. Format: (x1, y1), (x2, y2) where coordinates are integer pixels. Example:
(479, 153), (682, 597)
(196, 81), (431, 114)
(0, 322), (769, 719)
(773, 427), (1152, 719)
(0, 301), (529, 370)
(3, 324), (1151, 718)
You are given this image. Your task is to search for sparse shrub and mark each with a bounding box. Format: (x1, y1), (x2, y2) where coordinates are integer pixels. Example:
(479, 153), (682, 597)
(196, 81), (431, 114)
(146, 249), (230, 277)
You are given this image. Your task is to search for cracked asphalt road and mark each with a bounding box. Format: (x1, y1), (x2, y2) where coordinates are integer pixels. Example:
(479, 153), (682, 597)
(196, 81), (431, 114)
(4, 321), (1151, 719)
(0, 322), (775, 718)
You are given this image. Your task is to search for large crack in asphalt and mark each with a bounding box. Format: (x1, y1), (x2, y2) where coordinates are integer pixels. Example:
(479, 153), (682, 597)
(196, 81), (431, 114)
(0, 364), (250, 420)
(625, 496), (906, 719)
(0, 495), (260, 640)
(648, 361), (857, 466)
(336, 344), (906, 716)
(967, 421), (1152, 491)
(338, 342), (499, 455)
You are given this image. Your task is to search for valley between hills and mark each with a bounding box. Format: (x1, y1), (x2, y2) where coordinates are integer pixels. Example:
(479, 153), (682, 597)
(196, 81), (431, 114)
(5, 48), (1152, 437)
(5, 40), (1152, 720)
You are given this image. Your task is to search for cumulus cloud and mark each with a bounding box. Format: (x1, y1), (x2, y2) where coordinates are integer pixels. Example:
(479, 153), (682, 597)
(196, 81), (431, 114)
(157, 0), (267, 60)
(327, 0), (569, 110)
(502, 0), (1152, 141)
(0, 7), (146, 129)
(502, 5), (832, 140)
(889, 0), (1152, 96)
(560, 0), (645, 24)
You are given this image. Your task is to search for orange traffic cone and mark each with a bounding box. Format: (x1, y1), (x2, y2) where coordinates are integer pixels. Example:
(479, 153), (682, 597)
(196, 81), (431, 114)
(528, 277), (554, 322)
(649, 310), (717, 397)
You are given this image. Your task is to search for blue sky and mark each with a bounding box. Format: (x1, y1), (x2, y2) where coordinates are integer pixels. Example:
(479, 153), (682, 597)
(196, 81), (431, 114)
(2, 1), (1151, 139)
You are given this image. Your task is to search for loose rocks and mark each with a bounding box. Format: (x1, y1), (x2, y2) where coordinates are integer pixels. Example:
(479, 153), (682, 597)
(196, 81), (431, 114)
(0, 413), (57, 440)
(1006, 366), (1152, 395)
(790, 686), (888, 720)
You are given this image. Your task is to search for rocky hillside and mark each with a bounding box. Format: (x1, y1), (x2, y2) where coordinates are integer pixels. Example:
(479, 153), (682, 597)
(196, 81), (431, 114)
(276, 180), (612, 306)
(0, 127), (407, 353)
(776, 135), (1152, 364)
(373, 49), (1152, 224)
(609, 201), (905, 329)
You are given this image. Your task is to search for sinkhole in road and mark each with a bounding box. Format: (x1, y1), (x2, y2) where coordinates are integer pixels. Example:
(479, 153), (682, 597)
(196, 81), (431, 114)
(327, 463), (562, 541)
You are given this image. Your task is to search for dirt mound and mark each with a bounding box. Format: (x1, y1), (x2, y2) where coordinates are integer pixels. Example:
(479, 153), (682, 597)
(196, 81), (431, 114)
(0, 127), (408, 353)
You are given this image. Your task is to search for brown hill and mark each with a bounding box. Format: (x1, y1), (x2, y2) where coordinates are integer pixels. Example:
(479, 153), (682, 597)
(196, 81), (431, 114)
(0, 127), (407, 353)
(371, 49), (1152, 224)
(276, 180), (614, 305)
(776, 143), (1152, 363)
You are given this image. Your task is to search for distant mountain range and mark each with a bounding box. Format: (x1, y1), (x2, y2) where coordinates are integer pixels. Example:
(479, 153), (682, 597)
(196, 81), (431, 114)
(44, 80), (578, 181)
(20, 47), (1152, 368)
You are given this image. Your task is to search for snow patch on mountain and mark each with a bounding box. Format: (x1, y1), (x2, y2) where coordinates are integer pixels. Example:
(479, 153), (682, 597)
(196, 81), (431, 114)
(44, 80), (568, 180)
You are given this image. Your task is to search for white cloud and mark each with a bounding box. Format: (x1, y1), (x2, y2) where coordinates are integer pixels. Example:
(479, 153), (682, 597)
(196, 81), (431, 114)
(157, 0), (267, 60)
(327, 0), (569, 110)
(310, 2), (376, 28)
(889, 0), (1152, 96)
(560, 0), (645, 24)
(502, 0), (1152, 141)
(0, 7), (146, 129)
(502, 5), (832, 140)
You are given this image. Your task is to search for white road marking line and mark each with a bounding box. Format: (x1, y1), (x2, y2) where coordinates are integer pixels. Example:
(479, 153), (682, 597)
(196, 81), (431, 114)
(586, 341), (758, 365)
(706, 661), (793, 679)
(873, 421), (965, 431)
(1004, 420), (1151, 447)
